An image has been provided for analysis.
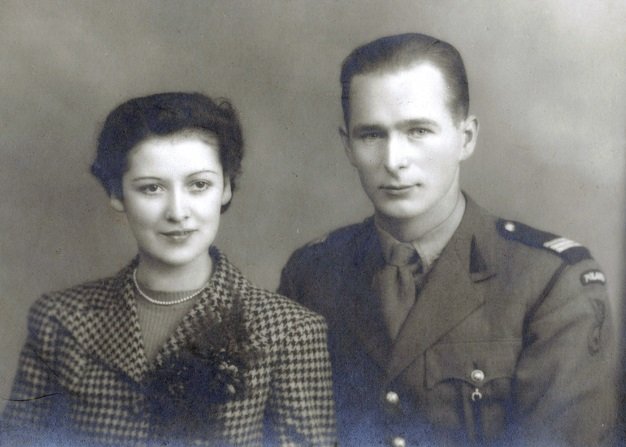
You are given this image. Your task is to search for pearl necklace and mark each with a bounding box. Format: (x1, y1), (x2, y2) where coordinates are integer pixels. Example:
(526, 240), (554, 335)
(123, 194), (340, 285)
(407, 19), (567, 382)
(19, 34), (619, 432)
(132, 269), (205, 306)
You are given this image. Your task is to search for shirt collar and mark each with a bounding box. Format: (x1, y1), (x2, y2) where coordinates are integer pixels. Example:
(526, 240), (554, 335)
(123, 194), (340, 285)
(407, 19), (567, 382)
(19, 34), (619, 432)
(375, 193), (466, 270)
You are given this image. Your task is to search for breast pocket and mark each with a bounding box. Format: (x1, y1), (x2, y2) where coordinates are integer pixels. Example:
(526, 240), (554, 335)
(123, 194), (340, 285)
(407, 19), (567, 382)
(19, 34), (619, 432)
(424, 340), (521, 441)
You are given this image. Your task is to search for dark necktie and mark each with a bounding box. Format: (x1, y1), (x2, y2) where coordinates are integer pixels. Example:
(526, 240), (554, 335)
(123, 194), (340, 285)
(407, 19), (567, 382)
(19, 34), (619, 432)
(374, 242), (422, 339)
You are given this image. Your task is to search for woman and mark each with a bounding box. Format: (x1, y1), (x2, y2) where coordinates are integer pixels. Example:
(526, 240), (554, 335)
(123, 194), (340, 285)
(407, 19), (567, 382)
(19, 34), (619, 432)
(1, 92), (336, 446)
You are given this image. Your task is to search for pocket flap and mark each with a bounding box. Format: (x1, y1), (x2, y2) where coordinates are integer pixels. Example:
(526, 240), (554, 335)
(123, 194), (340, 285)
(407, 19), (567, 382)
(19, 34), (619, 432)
(425, 340), (521, 389)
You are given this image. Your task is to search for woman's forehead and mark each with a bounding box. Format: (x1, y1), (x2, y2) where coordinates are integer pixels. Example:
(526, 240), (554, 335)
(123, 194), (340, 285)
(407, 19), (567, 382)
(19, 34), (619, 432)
(125, 134), (222, 176)
(145, 128), (219, 147)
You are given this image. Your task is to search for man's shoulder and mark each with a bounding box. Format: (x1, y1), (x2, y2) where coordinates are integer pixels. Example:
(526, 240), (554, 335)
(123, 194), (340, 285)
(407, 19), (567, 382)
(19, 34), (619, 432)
(279, 218), (376, 292)
(291, 218), (374, 260)
(493, 216), (593, 266)
(466, 198), (594, 267)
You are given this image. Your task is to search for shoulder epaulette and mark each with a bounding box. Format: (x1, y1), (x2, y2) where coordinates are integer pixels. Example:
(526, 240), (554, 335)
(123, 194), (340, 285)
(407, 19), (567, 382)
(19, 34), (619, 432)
(306, 233), (329, 247)
(497, 219), (591, 264)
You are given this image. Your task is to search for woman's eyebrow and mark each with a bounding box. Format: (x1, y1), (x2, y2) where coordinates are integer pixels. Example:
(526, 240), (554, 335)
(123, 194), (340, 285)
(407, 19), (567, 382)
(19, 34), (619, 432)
(130, 170), (220, 181)
(130, 176), (162, 182)
(188, 169), (219, 176)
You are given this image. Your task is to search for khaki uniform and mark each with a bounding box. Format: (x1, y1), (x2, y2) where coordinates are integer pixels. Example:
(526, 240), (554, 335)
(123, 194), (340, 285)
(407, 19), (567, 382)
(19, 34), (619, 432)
(279, 198), (616, 446)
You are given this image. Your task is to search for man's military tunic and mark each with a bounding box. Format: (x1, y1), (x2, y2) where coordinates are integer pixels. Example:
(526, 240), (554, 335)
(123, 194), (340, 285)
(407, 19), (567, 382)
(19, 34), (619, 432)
(278, 197), (616, 446)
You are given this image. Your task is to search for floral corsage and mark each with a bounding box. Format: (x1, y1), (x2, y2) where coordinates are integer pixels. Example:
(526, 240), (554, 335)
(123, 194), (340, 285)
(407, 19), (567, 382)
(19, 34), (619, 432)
(143, 295), (259, 439)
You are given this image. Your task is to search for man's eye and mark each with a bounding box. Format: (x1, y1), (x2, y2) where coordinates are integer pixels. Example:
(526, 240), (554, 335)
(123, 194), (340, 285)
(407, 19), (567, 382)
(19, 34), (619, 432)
(408, 128), (430, 137)
(359, 132), (384, 142)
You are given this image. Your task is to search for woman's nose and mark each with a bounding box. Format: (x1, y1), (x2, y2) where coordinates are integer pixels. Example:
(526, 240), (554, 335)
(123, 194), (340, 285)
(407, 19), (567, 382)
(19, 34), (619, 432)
(165, 189), (190, 222)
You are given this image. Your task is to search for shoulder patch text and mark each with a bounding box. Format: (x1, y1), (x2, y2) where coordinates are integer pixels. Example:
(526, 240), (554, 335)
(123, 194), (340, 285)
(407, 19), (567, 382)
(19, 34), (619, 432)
(580, 269), (606, 286)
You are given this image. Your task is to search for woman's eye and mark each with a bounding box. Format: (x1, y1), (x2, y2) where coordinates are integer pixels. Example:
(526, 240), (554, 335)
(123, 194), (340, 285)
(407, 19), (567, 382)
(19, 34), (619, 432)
(189, 180), (211, 192)
(139, 184), (163, 194)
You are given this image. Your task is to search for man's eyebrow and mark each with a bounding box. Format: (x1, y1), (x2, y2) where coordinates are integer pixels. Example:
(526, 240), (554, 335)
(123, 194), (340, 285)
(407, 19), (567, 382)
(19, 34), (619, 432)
(351, 124), (386, 135)
(400, 118), (440, 128)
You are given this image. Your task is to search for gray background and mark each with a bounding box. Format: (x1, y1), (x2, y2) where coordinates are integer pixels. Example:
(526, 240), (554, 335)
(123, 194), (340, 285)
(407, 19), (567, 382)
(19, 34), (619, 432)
(1, 0), (624, 406)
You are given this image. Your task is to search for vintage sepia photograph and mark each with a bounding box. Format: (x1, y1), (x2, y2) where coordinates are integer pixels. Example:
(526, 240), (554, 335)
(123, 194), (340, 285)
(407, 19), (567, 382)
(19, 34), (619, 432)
(1, 1), (624, 445)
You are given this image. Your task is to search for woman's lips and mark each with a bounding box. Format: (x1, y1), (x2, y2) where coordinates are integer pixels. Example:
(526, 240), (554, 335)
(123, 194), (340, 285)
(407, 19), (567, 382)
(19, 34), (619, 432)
(160, 230), (196, 241)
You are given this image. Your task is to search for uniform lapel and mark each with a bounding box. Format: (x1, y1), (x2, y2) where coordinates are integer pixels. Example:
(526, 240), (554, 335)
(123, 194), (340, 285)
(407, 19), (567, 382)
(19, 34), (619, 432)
(387, 198), (497, 380)
(342, 220), (394, 369)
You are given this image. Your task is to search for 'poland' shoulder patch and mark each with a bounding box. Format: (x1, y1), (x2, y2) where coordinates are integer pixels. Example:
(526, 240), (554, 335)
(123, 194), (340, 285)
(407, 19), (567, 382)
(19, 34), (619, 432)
(580, 269), (606, 286)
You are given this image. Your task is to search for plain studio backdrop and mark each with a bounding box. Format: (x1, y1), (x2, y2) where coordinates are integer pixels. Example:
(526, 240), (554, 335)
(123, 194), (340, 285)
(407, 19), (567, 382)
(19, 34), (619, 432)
(1, 0), (624, 408)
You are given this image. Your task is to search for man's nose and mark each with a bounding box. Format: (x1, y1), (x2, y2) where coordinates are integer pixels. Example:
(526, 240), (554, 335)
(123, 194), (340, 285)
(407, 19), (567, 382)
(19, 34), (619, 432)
(384, 134), (410, 172)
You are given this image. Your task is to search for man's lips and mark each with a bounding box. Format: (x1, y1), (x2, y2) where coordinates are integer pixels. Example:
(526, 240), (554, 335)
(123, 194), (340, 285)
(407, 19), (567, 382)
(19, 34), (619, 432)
(380, 183), (421, 192)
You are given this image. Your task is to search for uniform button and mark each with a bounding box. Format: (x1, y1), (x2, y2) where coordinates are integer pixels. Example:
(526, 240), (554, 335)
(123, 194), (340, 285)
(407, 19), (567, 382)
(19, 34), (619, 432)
(504, 222), (516, 232)
(385, 391), (400, 405)
(391, 436), (406, 447)
(470, 369), (485, 384)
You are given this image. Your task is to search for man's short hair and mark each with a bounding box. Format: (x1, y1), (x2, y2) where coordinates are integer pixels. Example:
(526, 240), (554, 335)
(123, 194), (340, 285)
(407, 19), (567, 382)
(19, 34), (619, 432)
(340, 33), (469, 126)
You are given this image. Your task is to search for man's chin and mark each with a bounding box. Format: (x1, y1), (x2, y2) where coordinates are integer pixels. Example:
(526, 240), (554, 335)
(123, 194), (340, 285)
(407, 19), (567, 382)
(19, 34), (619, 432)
(374, 204), (428, 223)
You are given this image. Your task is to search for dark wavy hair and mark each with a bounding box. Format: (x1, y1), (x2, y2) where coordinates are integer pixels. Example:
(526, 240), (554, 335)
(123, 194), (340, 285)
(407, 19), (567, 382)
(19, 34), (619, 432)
(91, 92), (244, 212)
(340, 33), (469, 127)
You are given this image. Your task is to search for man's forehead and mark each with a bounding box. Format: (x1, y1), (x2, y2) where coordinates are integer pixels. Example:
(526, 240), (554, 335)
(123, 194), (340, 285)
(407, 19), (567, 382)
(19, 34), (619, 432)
(350, 61), (447, 90)
(349, 64), (449, 109)
(346, 62), (455, 126)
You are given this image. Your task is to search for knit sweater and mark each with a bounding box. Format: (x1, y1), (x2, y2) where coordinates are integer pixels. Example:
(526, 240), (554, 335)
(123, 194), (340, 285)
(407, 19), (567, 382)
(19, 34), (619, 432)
(134, 288), (198, 362)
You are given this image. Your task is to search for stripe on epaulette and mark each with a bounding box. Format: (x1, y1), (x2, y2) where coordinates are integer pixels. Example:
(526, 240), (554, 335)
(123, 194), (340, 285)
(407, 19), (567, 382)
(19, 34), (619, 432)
(497, 219), (591, 264)
(543, 237), (582, 253)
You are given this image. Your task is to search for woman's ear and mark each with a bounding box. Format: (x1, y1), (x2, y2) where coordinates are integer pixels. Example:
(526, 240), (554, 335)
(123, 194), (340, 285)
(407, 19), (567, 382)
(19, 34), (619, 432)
(221, 177), (233, 206)
(109, 195), (125, 212)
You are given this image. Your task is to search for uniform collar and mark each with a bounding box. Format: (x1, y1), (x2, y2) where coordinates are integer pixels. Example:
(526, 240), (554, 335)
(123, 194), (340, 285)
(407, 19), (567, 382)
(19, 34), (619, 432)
(453, 194), (498, 282)
(375, 193), (466, 271)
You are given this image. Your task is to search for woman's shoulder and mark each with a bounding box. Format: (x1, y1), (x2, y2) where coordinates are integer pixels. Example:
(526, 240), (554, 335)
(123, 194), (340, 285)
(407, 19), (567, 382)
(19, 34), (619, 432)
(30, 265), (132, 322)
(245, 283), (323, 320)
(214, 248), (326, 330)
(241, 282), (327, 340)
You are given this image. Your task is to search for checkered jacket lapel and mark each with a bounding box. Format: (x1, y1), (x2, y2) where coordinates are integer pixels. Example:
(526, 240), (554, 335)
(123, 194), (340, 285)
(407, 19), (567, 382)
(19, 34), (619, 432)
(153, 249), (263, 370)
(59, 259), (149, 383)
(58, 250), (257, 384)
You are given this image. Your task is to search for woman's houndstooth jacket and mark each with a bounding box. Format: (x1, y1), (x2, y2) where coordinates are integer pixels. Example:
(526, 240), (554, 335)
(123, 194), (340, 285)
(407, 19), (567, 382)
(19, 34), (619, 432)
(2, 248), (336, 446)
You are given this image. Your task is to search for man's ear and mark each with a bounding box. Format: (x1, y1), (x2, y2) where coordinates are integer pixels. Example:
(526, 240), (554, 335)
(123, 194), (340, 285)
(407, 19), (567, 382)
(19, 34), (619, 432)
(109, 195), (125, 212)
(459, 115), (479, 161)
(339, 127), (356, 166)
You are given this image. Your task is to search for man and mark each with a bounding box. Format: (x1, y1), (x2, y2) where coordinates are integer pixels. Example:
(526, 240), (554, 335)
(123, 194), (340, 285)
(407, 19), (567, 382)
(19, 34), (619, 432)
(279, 33), (616, 446)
